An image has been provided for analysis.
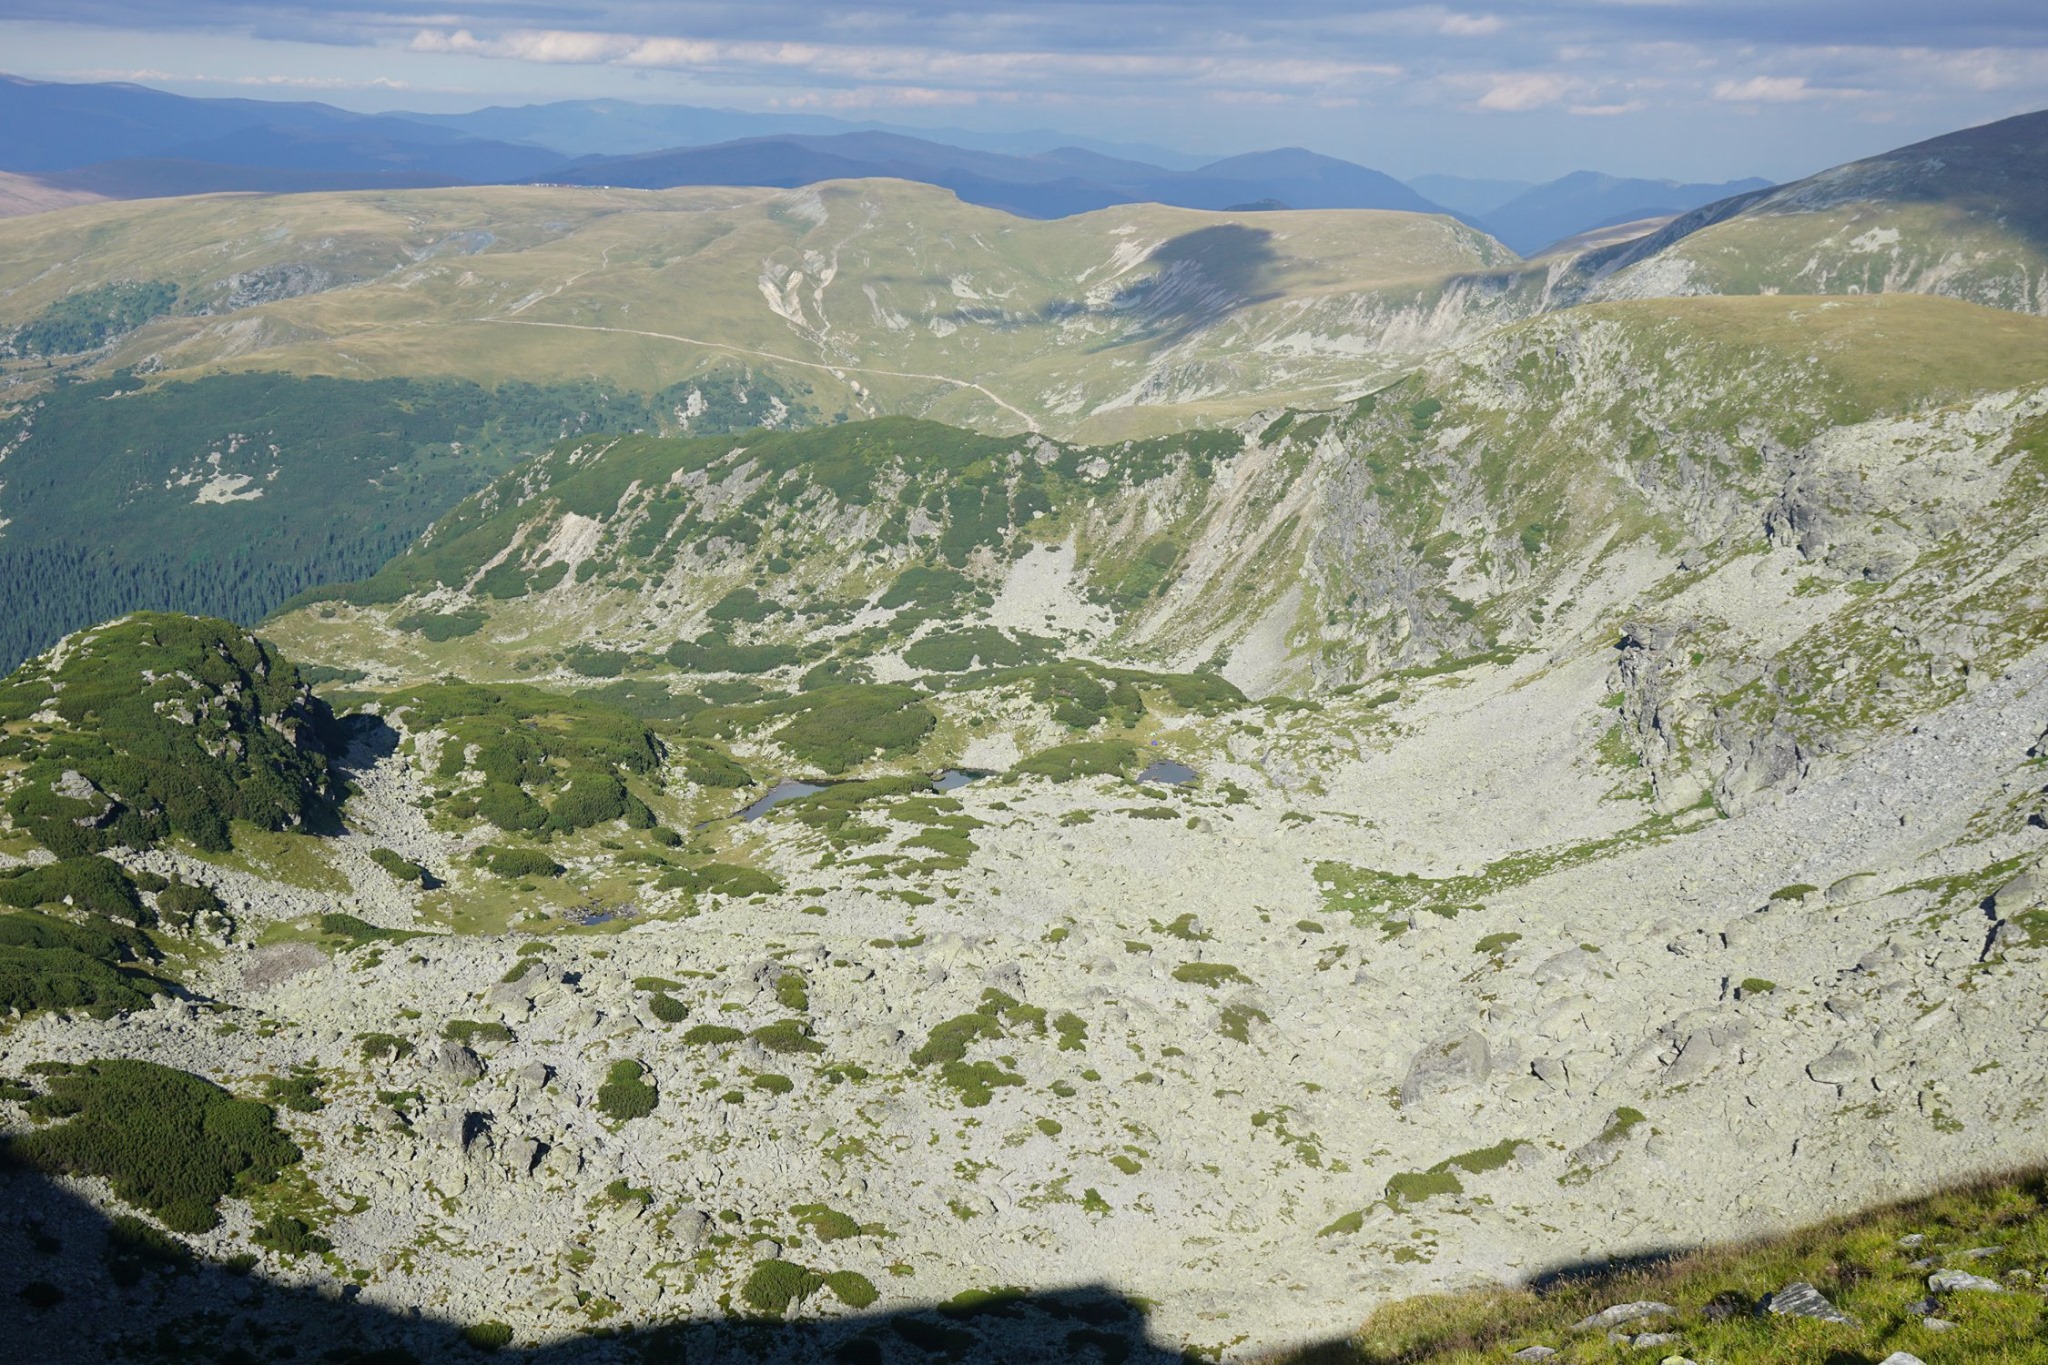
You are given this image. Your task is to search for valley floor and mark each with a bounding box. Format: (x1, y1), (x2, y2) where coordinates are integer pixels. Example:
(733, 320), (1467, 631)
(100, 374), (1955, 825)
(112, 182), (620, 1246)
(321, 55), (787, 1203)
(5, 545), (2045, 1360)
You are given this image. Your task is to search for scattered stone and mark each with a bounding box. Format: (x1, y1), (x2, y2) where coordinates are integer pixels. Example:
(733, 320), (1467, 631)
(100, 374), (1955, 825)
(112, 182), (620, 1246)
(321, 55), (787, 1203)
(1574, 1302), (1677, 1331)
(1807, 1046), (1865, 1087)
(1961, 1245), (2002, 1259)
(1878, 1354), (1928, 1365)
(1922, 1317), (1956, 1332)
(1629, 1332), (1680, 1348)
(437, 1109), (490, 1154)
(1906, 1297), (1939, 1316)
(509, 1137), (544, 1175)
(1928, 1269), (2003, 1293)
(1766, 1281), (1854, 1323)
(1897, 1233), (1925, 1249)
(1509, 1348), (1556, 1361)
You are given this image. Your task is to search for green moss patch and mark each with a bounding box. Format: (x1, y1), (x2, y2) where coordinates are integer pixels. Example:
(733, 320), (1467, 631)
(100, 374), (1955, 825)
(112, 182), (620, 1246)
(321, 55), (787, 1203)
(1171, 962), (1251, 988)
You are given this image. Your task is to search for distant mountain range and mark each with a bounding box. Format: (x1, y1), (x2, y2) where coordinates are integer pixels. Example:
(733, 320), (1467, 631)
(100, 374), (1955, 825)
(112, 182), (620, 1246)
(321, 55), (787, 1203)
(398, 97), (1207, 168)
(546, 133), (1443, 219)
(1472, 171), (1776, 255)
(0, 73), (1768, 253)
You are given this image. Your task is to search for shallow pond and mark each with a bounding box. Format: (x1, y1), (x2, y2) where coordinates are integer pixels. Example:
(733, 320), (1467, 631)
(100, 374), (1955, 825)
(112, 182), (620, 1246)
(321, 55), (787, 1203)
(736, 778), (828, 821)
(1137, 759), (1198, 785)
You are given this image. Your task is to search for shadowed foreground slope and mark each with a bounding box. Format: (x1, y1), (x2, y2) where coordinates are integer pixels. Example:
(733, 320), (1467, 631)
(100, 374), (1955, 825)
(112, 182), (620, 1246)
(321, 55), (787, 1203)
(1, 1164), (1193, 1364)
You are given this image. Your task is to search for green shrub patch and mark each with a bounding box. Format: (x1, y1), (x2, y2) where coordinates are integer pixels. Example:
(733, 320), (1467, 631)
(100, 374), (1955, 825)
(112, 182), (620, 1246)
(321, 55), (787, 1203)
(742, 1258), (824, 1315)
(6, 1059), (298, 1232)
(1013, 741), (1139, 782)
(666, 635), (806, 674)
(318, 913), (431, 949)
(683, 684), (935, 774)
(0, 909), (168, 1016)
(442, 1020), (514, 1047)
(474, 846), (564, 880)
(680, 741), (756, 789)
(155, 878), (227, 933)
(393, 608), (486, 642)
(383, 680), (661, 835)
(0, 856), (144, 923)
(253, 1213), (331, 1257)
(596, 1059), (657, 1122)
(682, 1024), (745, 1046)
(658, 862), (781, 897)
(367, 848), (429, 884)
(0, 615), (341, 856)
(904, 627), (1057, 673)
(751, 1019), (825, 1055)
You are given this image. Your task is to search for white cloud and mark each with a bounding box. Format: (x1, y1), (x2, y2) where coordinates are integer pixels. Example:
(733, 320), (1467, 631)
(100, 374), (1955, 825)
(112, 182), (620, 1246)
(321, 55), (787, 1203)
(403, 23), (1400, 98)
(1712, 74), (1815, 102)
(57, 66), (423, 91)
(1440, 14), (1503, 38)
(1473, 72), (1573, 110)
(1568, 100), (1645, 116)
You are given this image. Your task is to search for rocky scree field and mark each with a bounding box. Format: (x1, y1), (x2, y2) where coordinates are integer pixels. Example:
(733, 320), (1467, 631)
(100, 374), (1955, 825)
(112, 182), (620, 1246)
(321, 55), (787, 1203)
(3, 274), (2048, 1361)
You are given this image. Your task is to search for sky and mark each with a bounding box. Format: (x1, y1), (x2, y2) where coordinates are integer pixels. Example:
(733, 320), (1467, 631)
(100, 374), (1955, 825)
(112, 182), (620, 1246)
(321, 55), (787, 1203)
(4, 1), (2048, 182)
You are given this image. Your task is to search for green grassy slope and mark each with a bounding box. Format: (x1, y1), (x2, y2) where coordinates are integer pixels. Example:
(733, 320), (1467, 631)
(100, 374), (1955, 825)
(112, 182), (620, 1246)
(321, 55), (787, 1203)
(0, 180), (1524, 441)
(1281, 1167), (2048, 1365)
(1579, 108), (2048, 313)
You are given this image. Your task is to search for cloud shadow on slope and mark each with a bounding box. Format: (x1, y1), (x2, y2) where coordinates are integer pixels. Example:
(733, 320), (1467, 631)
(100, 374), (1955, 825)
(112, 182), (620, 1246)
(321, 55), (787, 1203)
(1016, 223), (1285, 351)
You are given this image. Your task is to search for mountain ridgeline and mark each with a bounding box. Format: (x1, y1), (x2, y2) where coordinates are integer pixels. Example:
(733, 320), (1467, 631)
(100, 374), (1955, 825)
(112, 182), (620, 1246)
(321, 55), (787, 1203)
(265, 291), (2048, 816)
(1, 105), (2044, 684)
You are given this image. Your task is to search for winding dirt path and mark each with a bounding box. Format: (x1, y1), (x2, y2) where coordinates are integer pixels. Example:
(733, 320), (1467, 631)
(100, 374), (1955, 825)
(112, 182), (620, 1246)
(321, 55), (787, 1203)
(474, 316), (1043, 432)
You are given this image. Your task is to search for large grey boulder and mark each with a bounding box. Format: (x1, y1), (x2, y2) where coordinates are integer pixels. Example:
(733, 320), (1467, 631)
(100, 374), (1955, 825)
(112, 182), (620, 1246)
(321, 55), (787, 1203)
(1806, 1046), (1866, 1090)
(1399, 1030), (1491, 1107)
(1573, 1301), (1675, 1331)
(432, 1042), (484, 1082)
(1990, 867), (2043, 914)
(1766, 1281), (1853, 1323)
(1928, 1269), (2003, 1293)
